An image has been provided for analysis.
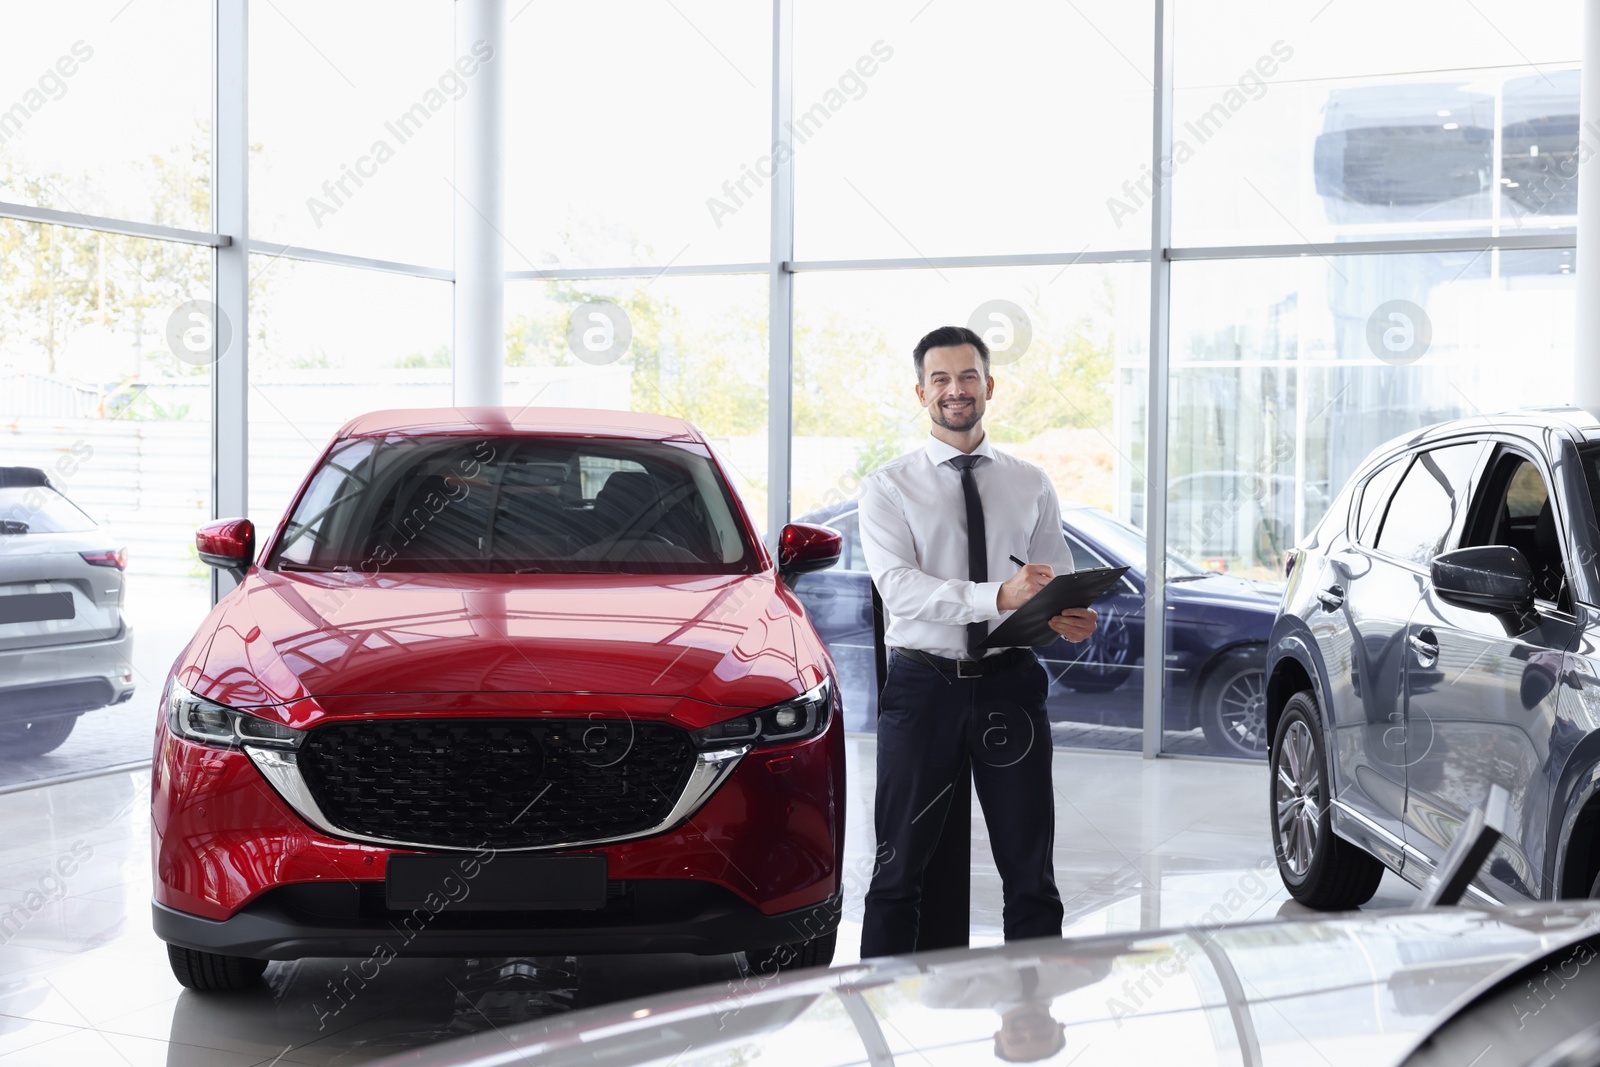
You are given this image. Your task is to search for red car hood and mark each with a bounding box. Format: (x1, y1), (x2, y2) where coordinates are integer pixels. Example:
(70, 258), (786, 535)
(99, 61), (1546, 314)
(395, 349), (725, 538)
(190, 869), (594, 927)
(187, 569), (812, 724)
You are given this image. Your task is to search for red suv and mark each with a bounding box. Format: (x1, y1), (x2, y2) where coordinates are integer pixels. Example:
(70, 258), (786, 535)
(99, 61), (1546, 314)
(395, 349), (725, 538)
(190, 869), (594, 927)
(152, 408), (845, 992)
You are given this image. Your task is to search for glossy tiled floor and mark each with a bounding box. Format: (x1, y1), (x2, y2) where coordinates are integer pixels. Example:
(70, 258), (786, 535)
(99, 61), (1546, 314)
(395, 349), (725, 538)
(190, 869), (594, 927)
(0, 738), (1415, 1065)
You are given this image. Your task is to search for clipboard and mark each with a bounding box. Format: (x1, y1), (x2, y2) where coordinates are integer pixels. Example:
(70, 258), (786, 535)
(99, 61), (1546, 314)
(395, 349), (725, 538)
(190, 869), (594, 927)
(977, 565), (1130, 650)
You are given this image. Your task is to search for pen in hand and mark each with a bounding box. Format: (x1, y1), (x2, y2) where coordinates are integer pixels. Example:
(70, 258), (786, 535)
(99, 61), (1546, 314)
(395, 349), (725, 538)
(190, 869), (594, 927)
(1008, 554), (1027, 568)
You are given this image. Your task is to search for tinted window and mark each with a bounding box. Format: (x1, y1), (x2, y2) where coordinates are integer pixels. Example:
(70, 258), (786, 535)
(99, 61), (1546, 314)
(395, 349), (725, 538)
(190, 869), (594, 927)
(0, 485), (97, 534)
(1374, 443), (1482, 565)
(269, 435), (757, 575)
(1354, 457), (1408, 546)
(1464, 451), (1564, 603)
(1504, 460), (1549, 521)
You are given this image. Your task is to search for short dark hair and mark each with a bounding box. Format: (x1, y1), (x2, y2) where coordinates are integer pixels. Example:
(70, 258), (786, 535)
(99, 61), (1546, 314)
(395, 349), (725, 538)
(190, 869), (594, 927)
(913, 325), (989, 382)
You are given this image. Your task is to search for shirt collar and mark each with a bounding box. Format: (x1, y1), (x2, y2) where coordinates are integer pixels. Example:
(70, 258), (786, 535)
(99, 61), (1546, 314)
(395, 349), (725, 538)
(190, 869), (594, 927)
(923, 433), (995, 468)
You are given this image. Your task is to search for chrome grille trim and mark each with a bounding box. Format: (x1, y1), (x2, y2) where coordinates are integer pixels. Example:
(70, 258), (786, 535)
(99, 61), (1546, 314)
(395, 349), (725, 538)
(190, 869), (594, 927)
(246, 743), (748, 854)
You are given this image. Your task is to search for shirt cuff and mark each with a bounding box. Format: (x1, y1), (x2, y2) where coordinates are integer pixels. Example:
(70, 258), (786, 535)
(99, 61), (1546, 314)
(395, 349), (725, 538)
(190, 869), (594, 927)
(972, 581), (1005, 621)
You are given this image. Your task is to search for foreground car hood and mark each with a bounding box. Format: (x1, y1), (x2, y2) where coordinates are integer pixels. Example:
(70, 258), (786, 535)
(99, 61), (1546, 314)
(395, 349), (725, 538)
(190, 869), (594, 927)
(371, 903), (1600, 1067)
(187, 569), (807, 717)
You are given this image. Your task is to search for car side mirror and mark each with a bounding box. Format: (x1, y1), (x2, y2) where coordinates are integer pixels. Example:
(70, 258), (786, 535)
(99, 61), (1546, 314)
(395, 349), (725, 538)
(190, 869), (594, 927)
(778, 522), (842, 581)
(1431, 545), (1536, 621)
(196, 518), (255, 579)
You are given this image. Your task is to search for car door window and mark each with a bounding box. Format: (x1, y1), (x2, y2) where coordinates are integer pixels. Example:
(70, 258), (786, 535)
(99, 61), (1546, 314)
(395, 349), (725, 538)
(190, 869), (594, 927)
(1065, 534), (1106, 572)
(1374, 442), (1482, 566)
(1353, 456), (1408, 547)
(1461, 450), (1568, 606)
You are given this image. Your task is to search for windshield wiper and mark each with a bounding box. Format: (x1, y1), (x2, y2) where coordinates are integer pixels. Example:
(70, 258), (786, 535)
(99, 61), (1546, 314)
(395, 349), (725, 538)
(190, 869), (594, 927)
(276, 561), (349, 573)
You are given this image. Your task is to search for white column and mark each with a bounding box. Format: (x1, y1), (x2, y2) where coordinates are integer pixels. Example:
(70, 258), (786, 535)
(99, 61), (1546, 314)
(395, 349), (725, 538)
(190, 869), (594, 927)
(766, 0), (795, 545)
(1579, 0), (1600, 416)
(1141, 0), (1174, 758)
(453, 0), (507, 408)
(212, 0), (249, 602)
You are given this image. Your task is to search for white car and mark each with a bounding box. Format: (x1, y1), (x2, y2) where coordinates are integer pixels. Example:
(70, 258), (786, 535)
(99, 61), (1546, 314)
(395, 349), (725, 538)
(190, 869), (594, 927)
(0, 467), (134, 758)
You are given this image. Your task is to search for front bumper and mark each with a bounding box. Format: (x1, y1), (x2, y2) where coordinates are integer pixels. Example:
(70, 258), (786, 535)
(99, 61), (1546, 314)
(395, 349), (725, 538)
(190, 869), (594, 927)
(0, 623), (134, 721)
(152, 710), (846, 928)
(153, 883), (842, 961)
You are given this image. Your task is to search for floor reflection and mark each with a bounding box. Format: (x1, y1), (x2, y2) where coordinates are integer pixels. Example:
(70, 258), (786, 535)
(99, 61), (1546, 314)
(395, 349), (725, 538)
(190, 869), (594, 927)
(0, 738), (1421, 1065)
(153, 953), (741, 1065)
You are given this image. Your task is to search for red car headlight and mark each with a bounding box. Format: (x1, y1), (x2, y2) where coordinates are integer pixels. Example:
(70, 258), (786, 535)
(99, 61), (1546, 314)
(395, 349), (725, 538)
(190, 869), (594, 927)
(690, 677), (832, 750)
(166, 684), (302, 750)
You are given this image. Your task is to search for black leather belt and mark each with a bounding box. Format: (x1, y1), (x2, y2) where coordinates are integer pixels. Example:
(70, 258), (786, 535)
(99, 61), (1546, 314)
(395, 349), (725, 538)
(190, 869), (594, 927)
(892, 646), (1033, 679)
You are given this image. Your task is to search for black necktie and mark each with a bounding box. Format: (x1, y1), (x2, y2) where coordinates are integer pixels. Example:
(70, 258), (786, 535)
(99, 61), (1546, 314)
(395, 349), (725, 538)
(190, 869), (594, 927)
(949, 454), (987, 657)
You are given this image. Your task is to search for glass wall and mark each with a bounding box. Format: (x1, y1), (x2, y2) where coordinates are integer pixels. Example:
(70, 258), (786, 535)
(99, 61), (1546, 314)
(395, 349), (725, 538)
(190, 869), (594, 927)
(502, 273), (770, 529)
(248, 0), (456, 267)
(1161, 0), (1581, 758)
(1171, 0), (1582, 246)
(793, 0), (1152, 260)
(0, 219), (212, 782)
(2, 0), (1587, 774)
(505, 0), (773, 269)
(246, 260), (455, 534)
(0, 2), (211, 228)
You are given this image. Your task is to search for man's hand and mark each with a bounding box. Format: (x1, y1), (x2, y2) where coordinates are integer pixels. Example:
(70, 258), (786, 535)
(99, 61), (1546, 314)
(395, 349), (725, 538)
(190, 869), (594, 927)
(997, 564), (1054, 612)
(1049, 607), (1098, 642)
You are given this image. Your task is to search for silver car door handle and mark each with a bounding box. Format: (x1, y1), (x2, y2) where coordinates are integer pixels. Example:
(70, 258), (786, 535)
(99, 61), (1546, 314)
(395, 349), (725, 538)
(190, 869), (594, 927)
(1316, 586), (1344, 611)
(1409, 632), (1439, 663)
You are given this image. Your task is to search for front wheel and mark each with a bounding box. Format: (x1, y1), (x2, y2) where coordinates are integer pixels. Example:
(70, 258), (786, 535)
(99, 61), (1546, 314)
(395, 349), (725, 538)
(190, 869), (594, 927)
(0, 715), (79, 759)
(167, 944), (268, 991)
(1271, 691), (1384, 909)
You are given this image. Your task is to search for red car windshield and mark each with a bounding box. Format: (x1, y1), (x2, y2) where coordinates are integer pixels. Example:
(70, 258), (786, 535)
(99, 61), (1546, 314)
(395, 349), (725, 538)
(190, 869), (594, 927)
(267, 434), (760, 575)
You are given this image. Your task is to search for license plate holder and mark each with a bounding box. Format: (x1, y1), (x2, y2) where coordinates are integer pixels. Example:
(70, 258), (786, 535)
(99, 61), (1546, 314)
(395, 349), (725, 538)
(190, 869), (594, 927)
(385, 853), (607, 911)
(0, 592), (74, 625)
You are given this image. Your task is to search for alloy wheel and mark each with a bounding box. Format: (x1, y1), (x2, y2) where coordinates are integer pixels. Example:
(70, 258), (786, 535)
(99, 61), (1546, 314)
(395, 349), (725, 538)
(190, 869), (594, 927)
(1275, 719), (1322, 877)
(1218, 670), (1268, 754)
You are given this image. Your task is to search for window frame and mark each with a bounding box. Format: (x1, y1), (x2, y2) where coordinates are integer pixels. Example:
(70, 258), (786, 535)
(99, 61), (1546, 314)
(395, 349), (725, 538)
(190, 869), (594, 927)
(1367, 438), (1489, 570)
(1349, 452), (1412, 549)
(1458, 438), (1575, 613)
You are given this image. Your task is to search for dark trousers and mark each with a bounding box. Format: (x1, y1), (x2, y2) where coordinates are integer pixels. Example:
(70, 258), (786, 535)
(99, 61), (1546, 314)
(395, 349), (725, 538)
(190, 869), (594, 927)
(860, 649), (1064, 957)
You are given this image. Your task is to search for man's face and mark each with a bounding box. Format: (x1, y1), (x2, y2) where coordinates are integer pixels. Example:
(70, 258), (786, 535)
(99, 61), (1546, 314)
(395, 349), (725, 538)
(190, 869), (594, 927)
(916, 343), (993, 433)
(996, 1005), (1067, 1062)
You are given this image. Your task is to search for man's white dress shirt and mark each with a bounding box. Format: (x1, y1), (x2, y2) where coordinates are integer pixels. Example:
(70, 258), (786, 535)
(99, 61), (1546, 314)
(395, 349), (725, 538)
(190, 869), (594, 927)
(858, 434), (1075, 660)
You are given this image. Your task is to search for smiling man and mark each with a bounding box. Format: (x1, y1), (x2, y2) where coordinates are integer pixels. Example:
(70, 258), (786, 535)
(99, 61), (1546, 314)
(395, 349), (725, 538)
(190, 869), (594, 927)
(857, 324), (1098, 957)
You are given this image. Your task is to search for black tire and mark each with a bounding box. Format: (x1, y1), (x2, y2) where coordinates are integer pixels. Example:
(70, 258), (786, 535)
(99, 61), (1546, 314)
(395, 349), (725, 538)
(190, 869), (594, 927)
(1198, 649), (1270, 758)
(743, 928), (837, 977)
(166, 944), (268, 991)
(1270, 691), (1385, 910)
(0, 715), (78, 759)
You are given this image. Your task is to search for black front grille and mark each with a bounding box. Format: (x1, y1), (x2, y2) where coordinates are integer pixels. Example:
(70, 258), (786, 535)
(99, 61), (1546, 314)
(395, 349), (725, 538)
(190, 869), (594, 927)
(297, 718), (697, 849)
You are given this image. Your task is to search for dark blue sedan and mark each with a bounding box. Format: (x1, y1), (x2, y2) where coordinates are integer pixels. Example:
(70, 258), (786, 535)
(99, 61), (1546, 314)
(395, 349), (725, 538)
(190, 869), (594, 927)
(791, 501), (1284, 758)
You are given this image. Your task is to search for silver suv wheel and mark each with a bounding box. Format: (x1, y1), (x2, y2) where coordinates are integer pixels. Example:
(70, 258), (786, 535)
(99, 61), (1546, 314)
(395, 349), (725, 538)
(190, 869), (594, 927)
(1276, 718), (1321, 877)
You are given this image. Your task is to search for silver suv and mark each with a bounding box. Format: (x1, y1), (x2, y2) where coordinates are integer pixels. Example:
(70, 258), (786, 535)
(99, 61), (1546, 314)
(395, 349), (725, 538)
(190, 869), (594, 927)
(0, 467), (134, 758)
(1266, 408), (1600, 908)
